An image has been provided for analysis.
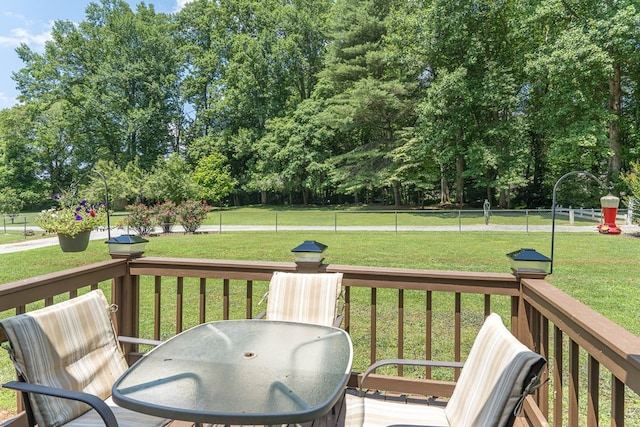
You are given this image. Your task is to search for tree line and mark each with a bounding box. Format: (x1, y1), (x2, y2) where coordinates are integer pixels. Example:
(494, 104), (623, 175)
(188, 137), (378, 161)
(1, 0), (639, 212)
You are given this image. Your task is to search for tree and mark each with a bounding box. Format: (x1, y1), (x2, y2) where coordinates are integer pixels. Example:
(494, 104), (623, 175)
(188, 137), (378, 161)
(193, 152), (236, 202)
(408, 0), (531, 207)
(13, 0), (183, 172)
(417, 67), (473, 205)
(3, 0), (639, 209)
(524, 0), (640, 194)
(525, 23), (612, 178)
(175, 0), (225, 139)
(0, 189), (24, 218)
(79, 159), (134, 210)
(29, 101), (80, 191)
(314, 0), (418, 206)
(621, 161), (640, 223)
(124, 158), (152, 204)
(177, 0), (332, 203)
(145, 153), (198, 203)
(0, 107), (42, 203)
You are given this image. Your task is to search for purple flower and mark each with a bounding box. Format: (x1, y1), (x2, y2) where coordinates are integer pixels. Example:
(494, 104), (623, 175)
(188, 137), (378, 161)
(75, 214), (83, 221)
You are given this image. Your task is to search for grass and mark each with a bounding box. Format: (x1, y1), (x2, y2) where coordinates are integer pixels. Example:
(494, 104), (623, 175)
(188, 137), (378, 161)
(2, 206), (591, 244)
(203, 205), (591, 227)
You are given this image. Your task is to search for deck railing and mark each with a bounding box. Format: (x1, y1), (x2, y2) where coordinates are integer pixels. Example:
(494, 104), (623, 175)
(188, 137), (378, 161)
(1, 256), (639, 426)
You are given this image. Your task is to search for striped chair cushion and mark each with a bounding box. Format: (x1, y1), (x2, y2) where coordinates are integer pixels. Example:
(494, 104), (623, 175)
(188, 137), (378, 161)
(344, 313), (545, 427)
(345, 393), (449, 427)
(444, 313), (545, 427)
(64, 397), (168, 427)
(0, 290), (133, 427)
(266, 272), (343, 326)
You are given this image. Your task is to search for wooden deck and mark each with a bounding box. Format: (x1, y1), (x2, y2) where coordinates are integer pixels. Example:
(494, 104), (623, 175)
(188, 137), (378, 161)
(1, 257), (640, 426)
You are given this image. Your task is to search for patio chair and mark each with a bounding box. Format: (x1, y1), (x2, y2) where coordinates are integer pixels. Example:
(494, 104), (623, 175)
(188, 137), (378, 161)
(256, 271), (344, 327)
(0, 289), (171, 427)
(345, 313), (546, 427)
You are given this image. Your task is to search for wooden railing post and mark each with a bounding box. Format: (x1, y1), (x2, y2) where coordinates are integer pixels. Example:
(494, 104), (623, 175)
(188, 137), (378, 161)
(513, 273), (548, 350)
(294, 260), (325, 273)
(111, 261), (140, 363)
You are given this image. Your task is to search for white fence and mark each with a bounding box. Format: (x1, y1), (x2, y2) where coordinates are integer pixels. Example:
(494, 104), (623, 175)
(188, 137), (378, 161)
(2, 207), (634, 237)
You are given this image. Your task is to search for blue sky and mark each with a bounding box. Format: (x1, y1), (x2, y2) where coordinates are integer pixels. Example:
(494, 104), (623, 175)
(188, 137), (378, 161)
(0, 0), (190, 110)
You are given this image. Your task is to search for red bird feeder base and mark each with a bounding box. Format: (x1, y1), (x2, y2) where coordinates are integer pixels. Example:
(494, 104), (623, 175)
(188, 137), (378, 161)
(598, 193), (622, 234)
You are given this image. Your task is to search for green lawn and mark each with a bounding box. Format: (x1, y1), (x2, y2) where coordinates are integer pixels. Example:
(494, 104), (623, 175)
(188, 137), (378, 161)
(203, 205), (587, 227)
(1, 205), (593, 244)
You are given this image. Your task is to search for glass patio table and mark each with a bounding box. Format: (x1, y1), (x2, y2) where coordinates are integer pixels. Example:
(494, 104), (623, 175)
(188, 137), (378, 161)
(112, 319), (353, 425)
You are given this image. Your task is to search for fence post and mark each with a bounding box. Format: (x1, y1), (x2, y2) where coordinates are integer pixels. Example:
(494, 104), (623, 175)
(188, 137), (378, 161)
(569, 207), (574, 225)
(395, 211), (398, 233)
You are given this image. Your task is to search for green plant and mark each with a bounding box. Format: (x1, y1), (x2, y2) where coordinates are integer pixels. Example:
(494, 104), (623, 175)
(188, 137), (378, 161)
(621, 161), (640, 224)
(193, 152), (236, 201)
(145, 153), (198, 203)
(176, 200), (211, 232)
(0, 189), (24, 218)
(152, 200), (177, 233)
(125, 203), (155, 236)
(35, 200), (107, 237)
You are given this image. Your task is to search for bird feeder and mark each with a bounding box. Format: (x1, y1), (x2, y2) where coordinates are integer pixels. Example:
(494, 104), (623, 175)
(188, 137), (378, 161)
(598, 192), (621, 234)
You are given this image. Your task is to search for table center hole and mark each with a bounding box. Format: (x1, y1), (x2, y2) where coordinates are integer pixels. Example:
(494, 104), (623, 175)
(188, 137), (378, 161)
(243, 351), (257, 359)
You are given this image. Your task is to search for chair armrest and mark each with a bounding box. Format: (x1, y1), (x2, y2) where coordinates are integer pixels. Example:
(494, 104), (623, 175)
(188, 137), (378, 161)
(359, 358), (465, 393)
(333, 315), (344, 328)
(118, 336), (164, 347)
(2, 381), (118, 427)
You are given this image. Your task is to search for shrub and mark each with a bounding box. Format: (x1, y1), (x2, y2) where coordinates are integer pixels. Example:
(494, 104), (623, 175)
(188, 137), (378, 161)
(176, 200), (211, 233)
(152, 200), (177, 233)
(0, 188), (24, 217)
(125, 203), (155, 236)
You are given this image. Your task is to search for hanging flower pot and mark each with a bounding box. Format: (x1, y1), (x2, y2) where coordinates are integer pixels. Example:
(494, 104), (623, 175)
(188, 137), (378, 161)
(36, 198), (107, 252)
(57, 230), (91, 252)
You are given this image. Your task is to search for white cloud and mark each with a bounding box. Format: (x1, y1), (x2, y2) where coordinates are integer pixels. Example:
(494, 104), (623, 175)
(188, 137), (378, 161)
(175, 0), (194, 12)
(0, 27), (51, 49)
(0, 91), (16, 110)
(2, 11), (31, 26)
